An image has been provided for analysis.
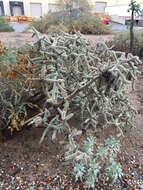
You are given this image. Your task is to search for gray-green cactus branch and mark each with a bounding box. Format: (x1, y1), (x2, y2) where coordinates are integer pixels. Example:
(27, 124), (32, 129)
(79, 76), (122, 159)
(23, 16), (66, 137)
(18, 29), (141, 187)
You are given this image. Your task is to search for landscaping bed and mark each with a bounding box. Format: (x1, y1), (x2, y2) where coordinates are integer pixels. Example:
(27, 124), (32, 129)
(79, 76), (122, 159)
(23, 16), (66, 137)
(0, 32), (143, 190)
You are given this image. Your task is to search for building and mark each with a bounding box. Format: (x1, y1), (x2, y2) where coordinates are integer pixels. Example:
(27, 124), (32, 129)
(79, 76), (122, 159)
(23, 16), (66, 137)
(102, 0), (143, 24)
(92, 1), (107, 13)
(105, 0), (143, 6)
(0, 0), (108, 18)
(0, 0), (60, 17)
(105, 0), (143, 18)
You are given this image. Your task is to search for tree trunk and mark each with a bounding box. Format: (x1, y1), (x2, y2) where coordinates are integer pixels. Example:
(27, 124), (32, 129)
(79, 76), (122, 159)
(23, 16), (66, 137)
(129, 10), (134, 54)
(69, 7), (72, 24)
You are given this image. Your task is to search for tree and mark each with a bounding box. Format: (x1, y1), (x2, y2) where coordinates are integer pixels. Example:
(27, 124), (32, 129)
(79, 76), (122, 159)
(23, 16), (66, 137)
(57, 0), (91, 22)
(58, 0), (91, 11)
(128, 0), (142, 53)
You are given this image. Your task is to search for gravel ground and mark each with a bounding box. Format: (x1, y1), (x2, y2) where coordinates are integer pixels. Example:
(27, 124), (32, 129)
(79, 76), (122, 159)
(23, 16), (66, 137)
(10, 23), (29, 33)
(0, 159), (143, 190)
(9, 22), (143, 33)
(0, 32), (114, 48)
(109, 21), (143, 32)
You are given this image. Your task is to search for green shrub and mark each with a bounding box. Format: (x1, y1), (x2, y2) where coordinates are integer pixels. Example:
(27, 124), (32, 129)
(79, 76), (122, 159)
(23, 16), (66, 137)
(0, 44), (39, 133)
(0, 16), (14, 32)
(47, 23), (68, 34)
(69, 15), (110, 34)
(31, 12), (62, 33)
(30, 18), (45, 33)
(31, 12), (110, 35)
(0, 90), (30, 133)
(107, 29), (143, 55)
(65, 135), (122, 188)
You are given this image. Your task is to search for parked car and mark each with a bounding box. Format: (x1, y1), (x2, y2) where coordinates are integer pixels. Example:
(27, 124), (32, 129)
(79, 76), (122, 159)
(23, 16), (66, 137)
(92, 12), (110, 24)
(103, 18), (110, 24)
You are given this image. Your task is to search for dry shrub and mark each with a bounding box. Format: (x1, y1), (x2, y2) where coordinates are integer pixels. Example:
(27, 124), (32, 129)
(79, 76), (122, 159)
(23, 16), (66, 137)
(69, 16), (110, 34)
(0, 41), (6, 56)
(47, 23), (68, 34)
(107, 29), (143, 55)
(30, 12), (61, 33)
(0, 45), (39, 134)
(31, 12), (110, 35)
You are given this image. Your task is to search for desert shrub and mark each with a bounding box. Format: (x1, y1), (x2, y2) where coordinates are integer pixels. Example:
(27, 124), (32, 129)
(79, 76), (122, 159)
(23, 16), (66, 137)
(31, 12), (62, 33)
(65, 134), (122, 188)
(47, 23), (68, 34)
(0, 44), (27, 91)
(0, 43), (39, 133)
(107, 29), (143, 55)
(0, 30), (141, 187)
(69, 15), (110, 34)
(31, 12), (110, 35)
(0, 90), (30, 133)
(0, 16), (14, 32)
(30, 18), (45, 33)
(0, 41), (6, 55)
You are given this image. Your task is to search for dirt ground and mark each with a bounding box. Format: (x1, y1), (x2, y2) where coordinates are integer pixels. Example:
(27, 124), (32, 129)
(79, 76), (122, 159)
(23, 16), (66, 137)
(0, 32), (143, 189)
(0, 32), (114, 48)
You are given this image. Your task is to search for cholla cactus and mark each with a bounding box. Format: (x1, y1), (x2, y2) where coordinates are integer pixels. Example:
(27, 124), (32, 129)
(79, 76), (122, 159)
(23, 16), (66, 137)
(25, 30), (141, 140)
(21, 30), (141, 186)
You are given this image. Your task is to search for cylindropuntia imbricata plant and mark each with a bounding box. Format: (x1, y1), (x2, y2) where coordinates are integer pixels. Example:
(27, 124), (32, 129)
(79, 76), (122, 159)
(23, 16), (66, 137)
(1, 29), (141, 188)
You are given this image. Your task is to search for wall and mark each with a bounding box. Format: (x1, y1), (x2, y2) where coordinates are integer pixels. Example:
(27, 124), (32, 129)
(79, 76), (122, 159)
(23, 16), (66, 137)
(105, 1), (143, 18)
(2, 0), (106, 16)
(105, 4), (130, 17)
(105, 0), (143, 6)
(24, 0), (48, 17)
(2, 0), (57, 16)
(5, 0), (141, 17)
(3, 0), (26, 15)
(93, 2), (107, 13)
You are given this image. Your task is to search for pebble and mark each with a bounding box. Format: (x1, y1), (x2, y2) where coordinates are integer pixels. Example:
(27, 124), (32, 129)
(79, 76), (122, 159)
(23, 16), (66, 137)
(0, 153), (143, 190)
